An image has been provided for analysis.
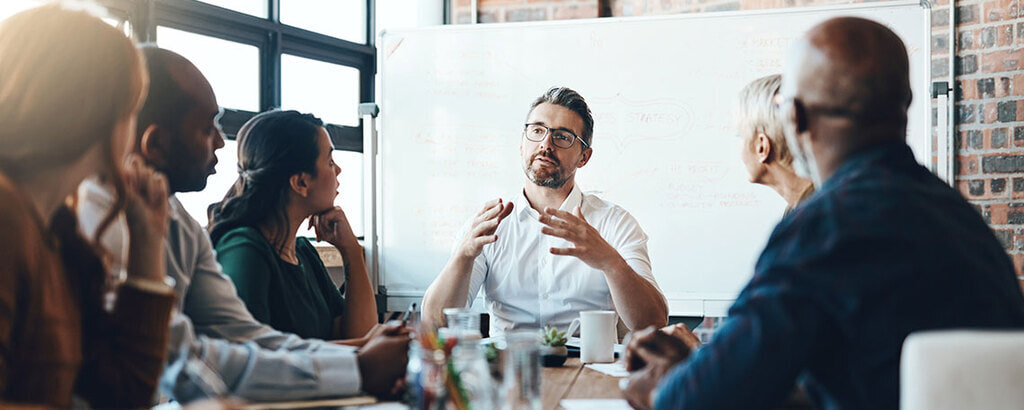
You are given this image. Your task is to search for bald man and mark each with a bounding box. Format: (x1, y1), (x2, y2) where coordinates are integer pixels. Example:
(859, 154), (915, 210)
(622, 18), (1024, 410)
(77, 46), (409, 403)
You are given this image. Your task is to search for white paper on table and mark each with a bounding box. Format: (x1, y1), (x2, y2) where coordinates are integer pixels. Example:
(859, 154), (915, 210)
(585, 361), (629, 378)
(560, 399), (632, 409)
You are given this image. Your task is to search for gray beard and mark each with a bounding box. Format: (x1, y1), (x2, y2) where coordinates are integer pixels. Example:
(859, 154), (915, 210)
(525, 164), (569, 189)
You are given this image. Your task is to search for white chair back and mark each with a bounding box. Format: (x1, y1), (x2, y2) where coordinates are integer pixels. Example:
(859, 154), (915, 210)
(901, 330), (1024, 410)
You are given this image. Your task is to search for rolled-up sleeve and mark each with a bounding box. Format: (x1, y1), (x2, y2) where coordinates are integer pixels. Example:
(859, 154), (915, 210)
(162, 313), (361, 403)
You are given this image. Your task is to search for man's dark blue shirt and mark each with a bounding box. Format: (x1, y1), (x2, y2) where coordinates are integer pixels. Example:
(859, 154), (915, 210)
(654, 141), (1024, 409)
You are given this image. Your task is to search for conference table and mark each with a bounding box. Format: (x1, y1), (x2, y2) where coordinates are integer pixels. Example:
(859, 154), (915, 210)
(542, 358), (625, 409)
(241, 357), (626, 409)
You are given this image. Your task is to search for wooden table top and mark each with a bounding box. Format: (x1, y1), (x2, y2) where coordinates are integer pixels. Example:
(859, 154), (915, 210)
(541, 358), (624, 409)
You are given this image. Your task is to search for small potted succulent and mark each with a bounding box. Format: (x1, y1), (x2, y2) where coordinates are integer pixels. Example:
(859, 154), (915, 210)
(540, 326), (568, 367)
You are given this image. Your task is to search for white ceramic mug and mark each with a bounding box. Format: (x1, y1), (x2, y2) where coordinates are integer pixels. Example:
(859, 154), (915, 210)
(566, 310), (617, 363)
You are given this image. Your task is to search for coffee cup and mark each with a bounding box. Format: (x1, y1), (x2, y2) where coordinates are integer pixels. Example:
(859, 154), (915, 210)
(566, 310), (617, 363)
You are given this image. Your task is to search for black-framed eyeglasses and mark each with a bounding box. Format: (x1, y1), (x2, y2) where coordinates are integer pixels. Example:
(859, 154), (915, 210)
(523, 123), (589, 149)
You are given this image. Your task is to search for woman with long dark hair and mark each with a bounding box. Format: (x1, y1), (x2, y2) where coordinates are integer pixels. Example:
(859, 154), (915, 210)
(208, 110), (377, 341)
(0, 4), (175, 407)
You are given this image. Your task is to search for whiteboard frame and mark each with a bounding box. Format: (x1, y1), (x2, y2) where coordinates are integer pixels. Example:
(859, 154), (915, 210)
(374, 0), (936, 316)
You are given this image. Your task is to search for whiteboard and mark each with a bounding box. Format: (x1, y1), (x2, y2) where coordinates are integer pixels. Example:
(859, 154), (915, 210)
(377, 1), (931, 316)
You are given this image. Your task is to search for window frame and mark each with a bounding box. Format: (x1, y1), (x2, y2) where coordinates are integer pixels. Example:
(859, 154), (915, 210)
(95, 0), (373, 151)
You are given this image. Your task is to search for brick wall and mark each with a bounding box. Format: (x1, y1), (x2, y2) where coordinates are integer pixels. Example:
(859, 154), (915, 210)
(450, 0), (1024, 290)
(951, 0), (1024, 294)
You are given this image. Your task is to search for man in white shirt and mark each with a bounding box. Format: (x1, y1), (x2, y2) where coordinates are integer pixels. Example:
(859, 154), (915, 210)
(77, 46), (407, 403)
(422, 87), (669, 337)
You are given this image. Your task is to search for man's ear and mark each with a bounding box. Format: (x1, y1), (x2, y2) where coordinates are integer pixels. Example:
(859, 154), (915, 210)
(577, 147), (593, 168)
(139, 124), (170, 168)
(756, 133), (773, 164)
(289, 173), (310, 198)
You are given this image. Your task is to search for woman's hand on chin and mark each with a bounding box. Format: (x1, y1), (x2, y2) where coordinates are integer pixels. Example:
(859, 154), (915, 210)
(308, 206), (358, 249)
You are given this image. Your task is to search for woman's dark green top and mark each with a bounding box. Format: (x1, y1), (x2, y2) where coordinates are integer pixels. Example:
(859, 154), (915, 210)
(214, 226), (344, 340)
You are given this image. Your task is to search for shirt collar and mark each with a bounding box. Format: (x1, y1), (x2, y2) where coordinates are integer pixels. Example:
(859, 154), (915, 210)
(514, 183), (584, 221)
(820, 141), (914, 192)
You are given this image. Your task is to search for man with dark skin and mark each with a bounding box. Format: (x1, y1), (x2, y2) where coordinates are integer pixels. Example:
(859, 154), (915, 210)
(622, 17), (1024, 410)
(78, 47), (409, 402)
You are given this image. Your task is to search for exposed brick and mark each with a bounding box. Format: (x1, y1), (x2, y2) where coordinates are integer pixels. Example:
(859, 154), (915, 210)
(482, 0), (527, 6)
(1019, 22), (1024, 43)
(478, 11), (500, 22)
(980, 27), (997, 47)
(932, 34), (948, 52)
(933, 58), (950, 79)
(1009, 203), (1024, 223)
(983, 0), (1019, 22)
(455, 12), (473, 24)
(1015, 74), (1024, 96)
(981, 102), (997, 123)
(968, 129), (984, 149)
(958, 154), (980, 174)
(982, 155), (1024, 173)
(989, 203), (1011, 224)
(505, 7), (546, 22)
(992, 128), (1009, 148)
(978, 78), (996, 98)
(995, 229), (1014, 249)
(998, 100), (1018, 122)
(969, 179), (987, 196)
(956, 55), (977, 75)
(553, 4), (599, 19)
(1013, 254), (1024, 277)
(1015, 126), (1024, 146)
(957, 80), (975, 101)
(957, 4), (979, 23)
(981, 49), (1022, 73)
(993, 178), (1008, 193)
(959, 30), (974, 50)
(932, 8), (949, 26)
(998, 24), (1015, 46)
(957, 104), (976, 124)
(997, 77), (1012, 97)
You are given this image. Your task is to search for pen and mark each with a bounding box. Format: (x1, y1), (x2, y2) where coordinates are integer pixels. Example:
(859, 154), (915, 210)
(400, 302), (417, 326)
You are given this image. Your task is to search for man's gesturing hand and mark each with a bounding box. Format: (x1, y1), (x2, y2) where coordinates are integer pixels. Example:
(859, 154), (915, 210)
(457, 198), (514, 259)
(539, 206), (621, 271)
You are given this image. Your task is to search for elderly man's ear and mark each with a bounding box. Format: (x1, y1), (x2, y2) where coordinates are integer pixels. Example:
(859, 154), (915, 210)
(138, 124), (171, 169)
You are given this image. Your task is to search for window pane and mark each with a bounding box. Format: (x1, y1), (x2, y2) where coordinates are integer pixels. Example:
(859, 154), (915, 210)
(198, 0), (266, 17)
(179, 141), (365, 239)
(156, 26), (260, 112)
(281, 0), (365, 44)
(281, 54), (360, 126)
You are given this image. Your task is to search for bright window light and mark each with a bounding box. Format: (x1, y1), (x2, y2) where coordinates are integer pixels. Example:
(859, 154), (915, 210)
(281, 54), (361, 127)
(198, 0), (266, 17)
(281, 0), (365, 44)
(156, 26), (260, 112)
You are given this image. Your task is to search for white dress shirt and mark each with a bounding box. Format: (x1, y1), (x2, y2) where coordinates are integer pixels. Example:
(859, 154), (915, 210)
(76, 179), (361, 402)
(457, 184), (661, 337)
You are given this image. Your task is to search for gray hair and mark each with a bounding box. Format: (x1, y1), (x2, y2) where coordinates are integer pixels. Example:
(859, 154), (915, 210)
(528, 87), (595, 147)
(736, 74), (791, 165)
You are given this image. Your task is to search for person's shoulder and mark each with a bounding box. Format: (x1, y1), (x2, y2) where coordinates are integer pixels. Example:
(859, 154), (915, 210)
(581, 191), (640, 226)
(216, 226), (269, 249)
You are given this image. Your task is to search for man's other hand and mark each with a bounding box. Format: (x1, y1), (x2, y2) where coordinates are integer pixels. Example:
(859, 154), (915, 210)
(622, 326), (692, 409)
(356, 324), (411, 399)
